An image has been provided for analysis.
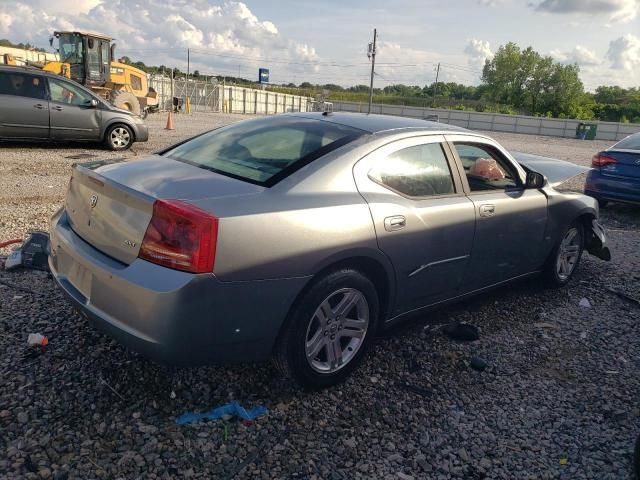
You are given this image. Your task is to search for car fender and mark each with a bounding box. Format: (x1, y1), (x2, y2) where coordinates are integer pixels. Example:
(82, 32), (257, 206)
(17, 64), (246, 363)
(543, 189), (610, 261)
(100, 116), (138, 139)
(306, 246), (398, 320)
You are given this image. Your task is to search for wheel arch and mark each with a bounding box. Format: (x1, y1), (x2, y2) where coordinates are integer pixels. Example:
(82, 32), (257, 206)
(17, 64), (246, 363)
(102, 120), (137, 143)
(272, 250), (396, 355)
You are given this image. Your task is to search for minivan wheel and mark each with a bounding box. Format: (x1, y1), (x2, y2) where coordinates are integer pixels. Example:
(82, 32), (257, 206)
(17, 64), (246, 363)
(105, 124), (133, 151)
(274, 268), (379, 390)
(544, 221), (584, 287)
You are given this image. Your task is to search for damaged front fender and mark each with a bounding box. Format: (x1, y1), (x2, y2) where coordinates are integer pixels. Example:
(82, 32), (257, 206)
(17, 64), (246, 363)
(585, 219), (611, 261)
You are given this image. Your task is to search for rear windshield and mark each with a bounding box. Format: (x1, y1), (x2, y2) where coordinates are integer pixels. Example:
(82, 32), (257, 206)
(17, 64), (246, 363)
(163, 116), (365, 186)
(613, 133), (640, 151)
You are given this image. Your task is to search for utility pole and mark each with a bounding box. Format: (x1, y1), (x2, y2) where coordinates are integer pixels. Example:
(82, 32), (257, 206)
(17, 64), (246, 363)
(187, 48), (190, 81)
(367, 28), (377, 114)
(432, 62), (440, 107)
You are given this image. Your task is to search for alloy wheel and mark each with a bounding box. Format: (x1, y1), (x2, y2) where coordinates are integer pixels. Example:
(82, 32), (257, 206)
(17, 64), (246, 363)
(304, 288), (370, 374)
(556, 227), (581, 281)
(110, 127), (131, 149)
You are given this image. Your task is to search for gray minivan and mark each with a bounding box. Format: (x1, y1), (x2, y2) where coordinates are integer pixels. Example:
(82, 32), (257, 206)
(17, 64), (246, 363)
(0, 66), (148, 150)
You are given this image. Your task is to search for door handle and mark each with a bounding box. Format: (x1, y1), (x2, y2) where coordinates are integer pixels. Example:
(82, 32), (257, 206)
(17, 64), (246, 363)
(384, 215), (406, 231)
(33, 104), (45, 109)
(52, 106), (64, 111)
(479, 204), (495, 217)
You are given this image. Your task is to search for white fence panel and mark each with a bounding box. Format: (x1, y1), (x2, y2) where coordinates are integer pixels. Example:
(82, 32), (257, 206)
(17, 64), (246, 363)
(148, 76), (311, 115)
(332, 101), (640, 141)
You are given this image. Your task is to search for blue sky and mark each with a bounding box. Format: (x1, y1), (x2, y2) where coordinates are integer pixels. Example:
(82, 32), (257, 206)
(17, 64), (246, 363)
(1, 0), (639, 90)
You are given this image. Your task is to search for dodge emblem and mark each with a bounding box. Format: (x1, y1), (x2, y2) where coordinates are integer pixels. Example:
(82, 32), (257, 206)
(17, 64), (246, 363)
(90, 194), (98, 208)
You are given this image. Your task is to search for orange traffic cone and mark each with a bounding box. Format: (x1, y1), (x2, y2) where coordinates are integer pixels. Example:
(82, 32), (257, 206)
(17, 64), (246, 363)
(165, 111), (175, 130)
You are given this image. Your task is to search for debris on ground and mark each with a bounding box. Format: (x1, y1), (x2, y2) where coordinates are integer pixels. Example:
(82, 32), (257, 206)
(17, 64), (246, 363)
(606, 287), (640, 308)
(1, 232), (50, 272)
(579, 297), (591, 308)
(26, 333), (48, 347)
(3, 249), (22, 271)
(397, 381), (433, 398)
(0, 238), (23, 249)
(176, 401), (268, 425)
(442, 322), (480, 342)
(406, 357), (421, 373)
(534, 322), (559, 329)
(470, 356), (488, 372)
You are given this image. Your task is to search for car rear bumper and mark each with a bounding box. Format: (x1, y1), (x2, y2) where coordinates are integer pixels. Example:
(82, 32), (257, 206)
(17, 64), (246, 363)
(49, 208), (308, 366)
(585, 169), (640, 205)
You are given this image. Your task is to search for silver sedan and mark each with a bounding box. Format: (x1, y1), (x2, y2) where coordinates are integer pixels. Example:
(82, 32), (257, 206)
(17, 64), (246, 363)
(49, 113), (610, 389)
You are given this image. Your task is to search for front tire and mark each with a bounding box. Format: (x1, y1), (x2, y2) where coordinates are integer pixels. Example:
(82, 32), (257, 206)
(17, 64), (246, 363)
(274, 268), (379, 390)
(110, 90), (141, 116)
(543, 221), (584, 287)
(104, 124), (133, 151)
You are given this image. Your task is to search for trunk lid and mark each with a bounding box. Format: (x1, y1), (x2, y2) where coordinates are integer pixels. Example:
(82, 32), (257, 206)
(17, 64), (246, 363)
(600, 149), (640, 179)
(65, 155), (264, 264)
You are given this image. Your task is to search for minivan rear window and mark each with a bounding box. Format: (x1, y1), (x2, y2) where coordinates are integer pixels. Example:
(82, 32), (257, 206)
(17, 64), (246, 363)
(163, 116), (365, 186)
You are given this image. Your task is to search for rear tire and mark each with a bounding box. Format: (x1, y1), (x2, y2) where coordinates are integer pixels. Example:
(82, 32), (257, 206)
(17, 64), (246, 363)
(543, 221), (584, 288)
(110, 90), (141, 116)
(104, 124), (133, 151)
(273, 268), (379, 390)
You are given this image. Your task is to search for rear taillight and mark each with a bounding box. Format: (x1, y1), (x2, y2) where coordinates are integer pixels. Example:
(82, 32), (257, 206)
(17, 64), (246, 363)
(139, 199), (218, 273)
(592, 153), (617, 167)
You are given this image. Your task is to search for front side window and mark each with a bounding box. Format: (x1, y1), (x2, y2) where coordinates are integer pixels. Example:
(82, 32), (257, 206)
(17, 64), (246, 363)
(57, 33), (84, 65)
(0, 72), (46, 99)
(164, 117), (364, 186)
(48, 78), (94, 106)
(454, 143), (519, 192)
(369, 143), (455, 197)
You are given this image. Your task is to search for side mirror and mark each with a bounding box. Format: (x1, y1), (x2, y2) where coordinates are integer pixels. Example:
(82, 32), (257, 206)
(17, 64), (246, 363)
(88, 99), (98, 108)
(525, 171), (545, 189)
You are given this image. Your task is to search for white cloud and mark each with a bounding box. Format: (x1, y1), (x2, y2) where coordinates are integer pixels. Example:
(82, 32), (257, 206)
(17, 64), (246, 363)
(550, 45), (601, 65)
(0, 1), (318, 79)
(464, 39), (493, 68)
(606, 33), (640, 69)
(534, 0), (640, 22)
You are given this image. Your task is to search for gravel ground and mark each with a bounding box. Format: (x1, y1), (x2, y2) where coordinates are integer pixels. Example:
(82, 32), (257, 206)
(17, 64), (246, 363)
(1, 113), (639, 479)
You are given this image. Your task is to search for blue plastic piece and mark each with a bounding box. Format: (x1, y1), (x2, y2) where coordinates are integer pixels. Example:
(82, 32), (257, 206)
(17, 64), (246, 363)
(176, 401), (268, 425)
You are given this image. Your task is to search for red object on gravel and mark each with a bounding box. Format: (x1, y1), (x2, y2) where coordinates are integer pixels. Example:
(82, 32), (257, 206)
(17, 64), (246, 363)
(0, 239), (23, 249)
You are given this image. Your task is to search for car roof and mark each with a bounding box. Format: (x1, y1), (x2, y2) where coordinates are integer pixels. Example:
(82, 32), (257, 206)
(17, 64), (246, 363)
(284, 111), (471, 135)
(0, 65), (63, 79)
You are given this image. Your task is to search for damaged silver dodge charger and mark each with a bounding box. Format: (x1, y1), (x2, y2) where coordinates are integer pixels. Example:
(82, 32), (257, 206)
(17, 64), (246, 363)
(49, 113), (611, 389)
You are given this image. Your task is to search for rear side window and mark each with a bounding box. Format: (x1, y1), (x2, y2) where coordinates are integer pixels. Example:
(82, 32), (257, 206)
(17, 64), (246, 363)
(0, 72), (46, 99)
(164, 117), (364, 186)
(369, 143), (455, 197)
(613, 134), (640, 150)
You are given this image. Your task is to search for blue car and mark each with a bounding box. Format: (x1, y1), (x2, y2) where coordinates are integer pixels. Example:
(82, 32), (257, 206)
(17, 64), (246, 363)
(585, 132), (640, 207)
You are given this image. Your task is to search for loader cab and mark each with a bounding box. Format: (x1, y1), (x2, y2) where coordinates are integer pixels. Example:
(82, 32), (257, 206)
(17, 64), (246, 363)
(54, 31), (111, 87)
